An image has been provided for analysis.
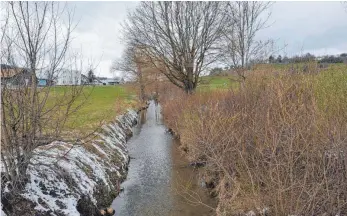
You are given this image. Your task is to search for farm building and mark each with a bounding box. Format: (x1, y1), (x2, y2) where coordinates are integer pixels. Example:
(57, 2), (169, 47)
(0, 64), (34, 87)
(55, 69), (81, 86)
(99, 77), (124, 85)
(81, 74), (124, 85)
(37, 78), (55, 87)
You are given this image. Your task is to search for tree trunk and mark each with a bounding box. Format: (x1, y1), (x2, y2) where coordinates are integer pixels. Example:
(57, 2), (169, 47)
(184, 76), (195, 94)
(138, 69), (146, 102)
(184, 65), (196, 94)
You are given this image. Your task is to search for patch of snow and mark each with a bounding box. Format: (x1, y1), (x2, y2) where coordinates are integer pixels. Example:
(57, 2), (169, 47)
(2, 110), (138, 216)
(92, 143), (109, 158)
(3, 182), (10, 193)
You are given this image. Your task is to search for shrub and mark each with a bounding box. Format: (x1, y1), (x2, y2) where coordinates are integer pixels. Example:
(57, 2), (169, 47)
(161, 68), (347, 215)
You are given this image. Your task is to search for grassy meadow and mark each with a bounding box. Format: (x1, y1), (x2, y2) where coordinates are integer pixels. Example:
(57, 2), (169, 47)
(45, 85), (139, 136)
(198, 76), (237, 91)
(47, 62), (345, 137)
(199, 63), (347, 89)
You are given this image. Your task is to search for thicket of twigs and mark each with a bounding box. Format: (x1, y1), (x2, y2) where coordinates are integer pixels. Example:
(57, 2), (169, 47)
(161, 66), (347, 215)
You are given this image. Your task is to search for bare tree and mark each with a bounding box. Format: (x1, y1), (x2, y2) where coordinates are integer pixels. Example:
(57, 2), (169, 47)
(111, 44), (147, 101)
(0, 2), (10, 60)
(222, 1), (273, 80)
(112, 43), (165, 102)
(1, 2), (89, 192)
(123, 2), (226, 94)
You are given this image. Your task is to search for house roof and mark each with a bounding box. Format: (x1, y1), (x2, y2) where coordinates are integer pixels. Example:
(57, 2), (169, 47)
(1, 65), (23, 78)
(1, 69), (18, 78)
(0, 64), (15, 69)
(0, 64), (32, 78)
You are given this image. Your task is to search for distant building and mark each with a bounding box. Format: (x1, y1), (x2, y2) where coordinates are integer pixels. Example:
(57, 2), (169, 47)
(55, 69), (81, 86)
(315, 56), (323, 61)
(38, 79), (47, 86)
(81, 75), (104, 85)
(37, 70), (55, 87)
(37, 78), (55, 87)
(0, 64), (34, 87)
(80, 75), (123, 85)
(99, 77), (124, 85)
(94, 77), (107, 85)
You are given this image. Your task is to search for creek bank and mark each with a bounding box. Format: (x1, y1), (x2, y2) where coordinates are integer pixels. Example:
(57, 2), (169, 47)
(165, 127), (218, 192)
(1, 104), (148, 216)
(163, 111), (270, 216)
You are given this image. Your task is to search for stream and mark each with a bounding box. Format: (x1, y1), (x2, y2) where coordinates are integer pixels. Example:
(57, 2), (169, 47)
(111, 101), (216, 216)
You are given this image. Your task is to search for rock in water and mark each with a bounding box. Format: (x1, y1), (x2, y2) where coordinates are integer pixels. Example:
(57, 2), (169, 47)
(100, 209), (106, 215)
(106, 207), (115, 215)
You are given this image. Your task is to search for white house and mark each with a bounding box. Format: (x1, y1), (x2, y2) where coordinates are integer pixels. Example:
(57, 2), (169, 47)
(55, 69), (81, 86)
(99, 77), (124, 85)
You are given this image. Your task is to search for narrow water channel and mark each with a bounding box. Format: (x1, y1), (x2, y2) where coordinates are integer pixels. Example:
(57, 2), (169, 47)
(111, 101), (216, 216)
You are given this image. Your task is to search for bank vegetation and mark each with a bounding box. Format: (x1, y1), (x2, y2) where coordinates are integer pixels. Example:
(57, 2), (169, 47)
(161, 63), (347, 215)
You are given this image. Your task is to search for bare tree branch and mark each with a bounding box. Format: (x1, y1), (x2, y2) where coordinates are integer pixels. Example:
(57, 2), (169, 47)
(1, 2), (92, 192)
(122, 2), (226, 93)
(221, 1), (273, 80)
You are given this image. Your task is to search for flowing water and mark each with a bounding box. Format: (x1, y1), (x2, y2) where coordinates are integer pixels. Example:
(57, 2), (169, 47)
(111, 101), (216, 216)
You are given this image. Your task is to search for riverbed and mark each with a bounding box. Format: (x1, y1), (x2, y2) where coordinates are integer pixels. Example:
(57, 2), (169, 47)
(111, 101), (216, 216)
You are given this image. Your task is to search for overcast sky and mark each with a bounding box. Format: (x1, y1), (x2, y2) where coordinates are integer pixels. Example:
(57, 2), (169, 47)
(67, 1), (347, 78)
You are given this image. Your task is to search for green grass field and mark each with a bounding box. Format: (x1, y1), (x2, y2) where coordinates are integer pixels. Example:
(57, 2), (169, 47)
(197, 63), (347, 92)
(46, 63), (345, 135)
(46, 85), (139, 135)
(198, 75), (239, 91)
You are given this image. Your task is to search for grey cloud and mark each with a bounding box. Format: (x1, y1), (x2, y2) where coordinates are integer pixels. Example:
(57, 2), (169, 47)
(68, 1), (347, 77)
(303, 25), (347, 50)
(259, 2), (347, 55)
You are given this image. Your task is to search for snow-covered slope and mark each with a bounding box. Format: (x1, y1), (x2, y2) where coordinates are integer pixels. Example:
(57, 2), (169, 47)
(1, 109), (138, 216)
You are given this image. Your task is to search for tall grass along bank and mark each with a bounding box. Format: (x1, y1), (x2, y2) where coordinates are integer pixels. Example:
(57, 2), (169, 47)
(161, 68), (347, 215)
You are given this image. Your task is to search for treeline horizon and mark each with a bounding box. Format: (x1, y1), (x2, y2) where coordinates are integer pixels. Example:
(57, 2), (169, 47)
(269, 52), (347, 64)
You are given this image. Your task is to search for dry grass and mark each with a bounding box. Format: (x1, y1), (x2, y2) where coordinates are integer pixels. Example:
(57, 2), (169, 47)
(161, 65), (347, 215)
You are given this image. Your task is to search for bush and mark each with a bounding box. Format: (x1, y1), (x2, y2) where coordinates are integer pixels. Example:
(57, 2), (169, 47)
(161, 68), (347, 215)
